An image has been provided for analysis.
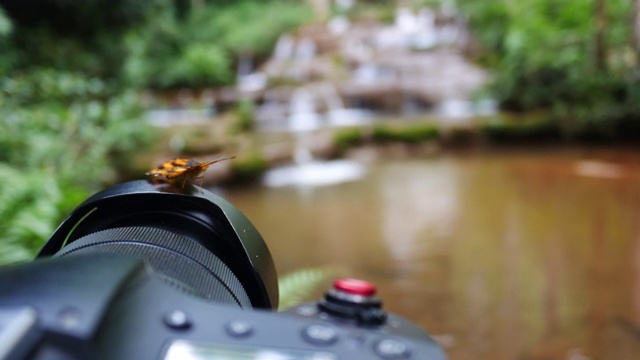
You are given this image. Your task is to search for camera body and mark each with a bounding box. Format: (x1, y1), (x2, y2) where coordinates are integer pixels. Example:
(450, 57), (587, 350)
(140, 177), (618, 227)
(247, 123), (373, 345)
(0, 181), (447, 360)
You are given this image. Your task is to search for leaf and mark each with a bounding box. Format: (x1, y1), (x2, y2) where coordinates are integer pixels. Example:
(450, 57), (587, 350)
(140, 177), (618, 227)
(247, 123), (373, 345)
(278, 266), (345, 311)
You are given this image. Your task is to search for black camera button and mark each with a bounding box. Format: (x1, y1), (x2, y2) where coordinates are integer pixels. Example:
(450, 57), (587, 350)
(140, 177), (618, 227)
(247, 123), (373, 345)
(163, 310), (192, 330)
(302, 324), (339, 346)
(225, 320), (254, 338)
(374, 338), (412, 359)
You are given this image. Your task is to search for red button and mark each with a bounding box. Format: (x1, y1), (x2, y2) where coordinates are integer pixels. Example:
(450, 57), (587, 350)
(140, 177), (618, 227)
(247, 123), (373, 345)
(334, 278), (377, 296)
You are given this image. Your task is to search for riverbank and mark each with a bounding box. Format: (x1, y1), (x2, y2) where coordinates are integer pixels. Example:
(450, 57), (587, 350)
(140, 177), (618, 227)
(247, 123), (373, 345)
(135, 110), (640, 188)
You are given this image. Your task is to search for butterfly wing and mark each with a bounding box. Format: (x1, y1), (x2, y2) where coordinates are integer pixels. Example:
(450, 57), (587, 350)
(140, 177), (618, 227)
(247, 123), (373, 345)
(146, 158), (196, 179)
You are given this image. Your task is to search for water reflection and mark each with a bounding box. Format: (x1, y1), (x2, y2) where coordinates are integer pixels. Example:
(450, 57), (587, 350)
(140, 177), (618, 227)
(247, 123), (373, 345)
(262, 160), (366, 188)
(378, 160), (458, 262)
(219, 148), (640, 359)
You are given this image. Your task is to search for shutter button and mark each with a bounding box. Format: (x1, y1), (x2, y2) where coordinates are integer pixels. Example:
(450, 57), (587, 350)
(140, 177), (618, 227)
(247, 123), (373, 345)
(334, 278), (377, 296)
(318, 278), (387, 325)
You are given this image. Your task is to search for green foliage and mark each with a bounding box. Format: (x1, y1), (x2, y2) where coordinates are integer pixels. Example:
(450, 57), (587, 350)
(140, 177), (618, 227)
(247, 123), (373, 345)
(334, 123), (441, 151)
(125, 0), (312, 89)
(1, 0), (167, 79)
(122, 4), (183, 87)
(231, 151), (268, 182)
(0, 0), (312, 263)
(1, 0), (152, 38)
(210, 1), (313, 56)
(0, 70), (154, 183)
(162, 44), (232, 88)
(333, 127), (365, 151)
(0, 7), (11, 37)
(346, 1), (396, 23)
(123, 3), (233, 89)
(0, 165), (89, 265)
(1, 69), (113, 105)
(0, 8), (14, 75)
(234, 98), (256, 133)
(480, 114), (560, 142)
(0, 0), (314, 264)
(278, 267), (342, 310)
(459, 0), (640, 138)
(372, 123), (440, 143)
(0, 70), (154, 264)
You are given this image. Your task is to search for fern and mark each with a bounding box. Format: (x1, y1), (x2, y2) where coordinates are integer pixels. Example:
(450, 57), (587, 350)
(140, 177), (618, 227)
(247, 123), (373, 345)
(0, 165), (62, 264)
(0, 71), (153, 265)
(278, 266), (344, 311)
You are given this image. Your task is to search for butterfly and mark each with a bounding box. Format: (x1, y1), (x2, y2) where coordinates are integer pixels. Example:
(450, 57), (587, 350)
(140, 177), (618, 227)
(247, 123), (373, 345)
(146, 156), (234, 188)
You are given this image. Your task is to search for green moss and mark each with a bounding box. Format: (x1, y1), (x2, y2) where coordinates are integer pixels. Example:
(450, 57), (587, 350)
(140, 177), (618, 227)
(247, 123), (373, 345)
(233, 98), (256, 133)
(333, 127), (365, 151)
(231, 151), (268, 182)
(372, 123), (440, 143)
(479, 115), (561, 142)
(332, 123), (442, 152)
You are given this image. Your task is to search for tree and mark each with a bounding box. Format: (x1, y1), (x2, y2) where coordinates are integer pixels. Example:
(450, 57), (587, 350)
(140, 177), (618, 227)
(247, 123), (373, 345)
(458, 0), (640, 137)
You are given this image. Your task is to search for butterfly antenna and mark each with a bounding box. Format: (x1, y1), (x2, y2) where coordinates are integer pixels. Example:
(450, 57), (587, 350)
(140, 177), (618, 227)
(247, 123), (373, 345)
(201, 156), (236, 166)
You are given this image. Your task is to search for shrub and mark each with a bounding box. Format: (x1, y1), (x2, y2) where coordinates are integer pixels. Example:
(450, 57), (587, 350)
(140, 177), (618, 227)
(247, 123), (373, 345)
(162, 44), (232, 88)
(126, 0), (313, 90)
(459, 0), (640, 138)
(0, 69), (155, 264)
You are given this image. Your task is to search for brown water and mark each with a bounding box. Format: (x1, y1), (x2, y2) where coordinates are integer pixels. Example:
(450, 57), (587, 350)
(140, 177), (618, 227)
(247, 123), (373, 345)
(219, 147), (640, 360)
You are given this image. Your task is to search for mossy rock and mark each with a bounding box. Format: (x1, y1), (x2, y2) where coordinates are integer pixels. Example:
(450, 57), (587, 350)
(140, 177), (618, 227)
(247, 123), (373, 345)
(372, 123), (440, 143)
(231, 151), (268, 182)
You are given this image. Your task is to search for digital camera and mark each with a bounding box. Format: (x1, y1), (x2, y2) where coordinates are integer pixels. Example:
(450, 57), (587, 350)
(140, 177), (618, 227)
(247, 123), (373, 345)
(0, 180), (447, 360)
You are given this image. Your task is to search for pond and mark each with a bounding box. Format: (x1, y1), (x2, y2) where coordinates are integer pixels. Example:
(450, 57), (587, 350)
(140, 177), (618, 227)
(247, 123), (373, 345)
(217, 146), (640, 360)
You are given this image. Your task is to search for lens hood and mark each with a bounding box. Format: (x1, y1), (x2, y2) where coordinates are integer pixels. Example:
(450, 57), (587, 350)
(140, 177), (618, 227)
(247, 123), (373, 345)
(37, 180), (278, 309)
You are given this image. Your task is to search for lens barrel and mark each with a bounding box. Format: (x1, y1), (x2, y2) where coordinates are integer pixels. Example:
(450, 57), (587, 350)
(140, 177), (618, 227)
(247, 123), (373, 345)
(37, 180), (278, 309)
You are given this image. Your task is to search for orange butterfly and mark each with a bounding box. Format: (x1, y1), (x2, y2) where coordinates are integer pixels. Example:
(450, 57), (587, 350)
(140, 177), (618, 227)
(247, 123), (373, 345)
(146, 156), (234, 188)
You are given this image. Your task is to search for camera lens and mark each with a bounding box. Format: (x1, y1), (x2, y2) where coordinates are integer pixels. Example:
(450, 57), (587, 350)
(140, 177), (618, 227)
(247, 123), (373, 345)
(37, 180), (278, 310)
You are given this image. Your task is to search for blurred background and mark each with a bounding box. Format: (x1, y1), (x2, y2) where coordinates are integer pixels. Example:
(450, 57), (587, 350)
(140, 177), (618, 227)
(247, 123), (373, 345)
(1, 0), (640, 358)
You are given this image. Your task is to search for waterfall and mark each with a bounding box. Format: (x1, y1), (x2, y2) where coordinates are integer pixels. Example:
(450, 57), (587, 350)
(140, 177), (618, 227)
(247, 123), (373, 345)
(288, 87), (322, 132)
(274, 34), (295, 60)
